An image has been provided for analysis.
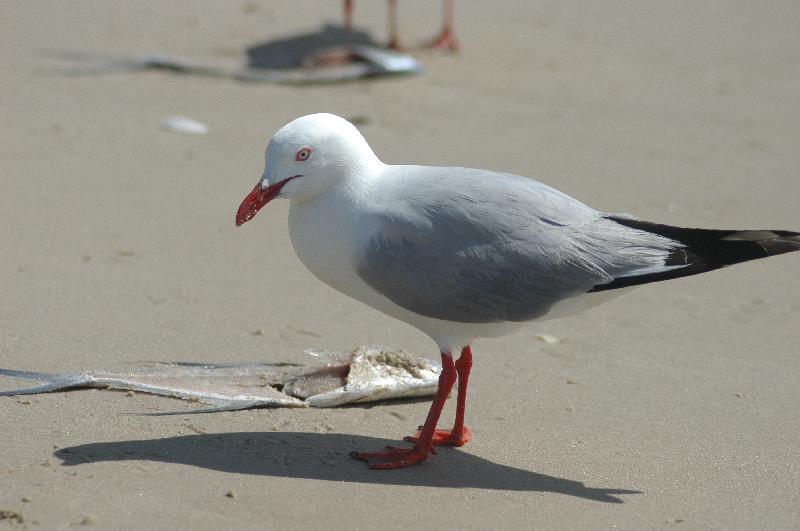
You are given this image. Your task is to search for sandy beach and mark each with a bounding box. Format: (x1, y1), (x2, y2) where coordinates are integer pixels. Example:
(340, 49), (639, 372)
(1, 1), (799, 528)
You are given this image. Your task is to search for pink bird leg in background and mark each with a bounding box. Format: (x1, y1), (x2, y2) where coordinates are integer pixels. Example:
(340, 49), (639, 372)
(343, 0), (460, 52)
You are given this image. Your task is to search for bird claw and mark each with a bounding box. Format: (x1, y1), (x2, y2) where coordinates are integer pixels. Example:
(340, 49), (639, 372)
(403, 425), (472, 447)
(424, 29), (460, 52)
(350, 444), (435, 469)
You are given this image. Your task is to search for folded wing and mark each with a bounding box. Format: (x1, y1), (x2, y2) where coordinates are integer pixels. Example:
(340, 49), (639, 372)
(357, 167), (682, 323)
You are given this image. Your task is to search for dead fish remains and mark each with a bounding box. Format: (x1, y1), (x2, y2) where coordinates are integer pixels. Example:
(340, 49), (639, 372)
(0, 346), (440, 411)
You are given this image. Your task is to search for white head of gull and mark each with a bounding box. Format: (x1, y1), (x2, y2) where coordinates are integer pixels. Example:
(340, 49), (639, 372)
(237, 112), (800, 468)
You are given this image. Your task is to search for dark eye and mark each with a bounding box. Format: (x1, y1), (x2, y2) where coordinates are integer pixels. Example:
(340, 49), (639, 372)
(295, 147), (312, 161)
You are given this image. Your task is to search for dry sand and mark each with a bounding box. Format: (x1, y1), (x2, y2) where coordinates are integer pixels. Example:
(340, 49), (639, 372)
(1, 1), (799, 529)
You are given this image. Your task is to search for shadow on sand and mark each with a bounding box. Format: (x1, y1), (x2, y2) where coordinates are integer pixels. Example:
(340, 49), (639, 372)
(246, 24), (377, 69)
(55, 432), (639, 503)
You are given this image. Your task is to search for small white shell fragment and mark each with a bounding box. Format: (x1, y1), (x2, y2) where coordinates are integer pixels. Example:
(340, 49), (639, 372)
(536, 334), (560, 345)
(160, 115), (209, 135)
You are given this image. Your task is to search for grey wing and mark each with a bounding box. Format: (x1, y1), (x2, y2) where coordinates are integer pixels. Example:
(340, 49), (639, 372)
(356, 167), (680, 324)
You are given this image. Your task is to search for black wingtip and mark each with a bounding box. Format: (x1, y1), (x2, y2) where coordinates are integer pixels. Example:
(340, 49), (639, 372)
(589, 217), (800, 292)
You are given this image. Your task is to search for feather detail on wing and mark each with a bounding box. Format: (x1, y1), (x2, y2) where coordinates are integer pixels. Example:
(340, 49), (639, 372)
(356, 167), (683, 323)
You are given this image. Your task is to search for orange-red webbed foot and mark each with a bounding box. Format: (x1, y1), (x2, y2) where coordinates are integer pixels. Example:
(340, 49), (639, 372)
(404, 425), (472, 447)
(350, 444), (434, 469)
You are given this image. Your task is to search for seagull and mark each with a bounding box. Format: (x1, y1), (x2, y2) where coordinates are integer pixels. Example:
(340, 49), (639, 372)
(236, 113), (800, 469)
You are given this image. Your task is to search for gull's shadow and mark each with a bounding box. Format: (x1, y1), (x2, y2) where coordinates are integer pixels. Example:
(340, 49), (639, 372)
(55, 432), (639, 503)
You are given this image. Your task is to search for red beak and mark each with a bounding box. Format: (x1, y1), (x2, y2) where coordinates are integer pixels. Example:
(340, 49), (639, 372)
(235, 176), (297, 227)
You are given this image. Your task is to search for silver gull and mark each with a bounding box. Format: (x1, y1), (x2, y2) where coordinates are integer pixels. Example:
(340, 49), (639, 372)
(236, 113), (800, 468)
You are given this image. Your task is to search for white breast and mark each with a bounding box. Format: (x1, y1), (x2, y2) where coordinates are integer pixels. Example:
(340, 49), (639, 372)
(288, 187), (367, 300)
(286, 181), (524, 352)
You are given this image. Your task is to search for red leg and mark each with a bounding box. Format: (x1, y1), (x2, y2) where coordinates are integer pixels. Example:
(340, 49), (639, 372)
(450, 344), (473, 443)
(425, 0), (460, 52)
(386, 0), (404, 50)
(405, 345), (472, 446)
(343, 0), (354, 31)
(351, 351), (457, 469)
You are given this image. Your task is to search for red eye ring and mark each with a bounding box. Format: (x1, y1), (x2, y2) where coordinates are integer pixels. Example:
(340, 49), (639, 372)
(295, 147), (312, 161)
